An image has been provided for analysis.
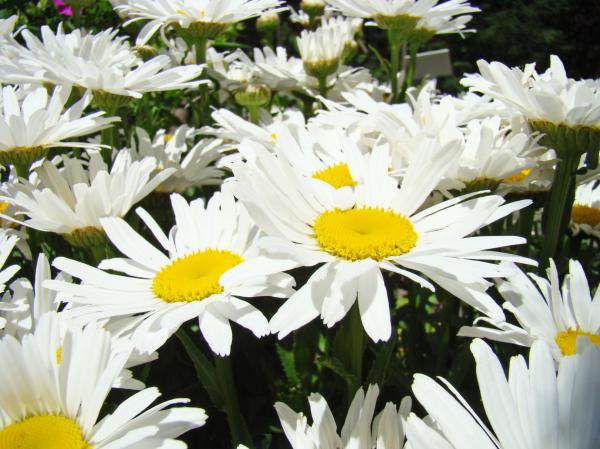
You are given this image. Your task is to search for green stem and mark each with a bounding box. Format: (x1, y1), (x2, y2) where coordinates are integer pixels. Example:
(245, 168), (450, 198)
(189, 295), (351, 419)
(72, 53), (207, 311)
(399, 42), (419, 103)
(388, 31), (401, 103)
(214, 355), (252, 447)
(72, 6), (81, 28)
(13, 162), (29, 179)
(540, 149), (580, 269)
(318, 76), (328, 97)
(194, 37), (208, 64)
(248, 105), (260, 124)
(517, 204), (536, 256)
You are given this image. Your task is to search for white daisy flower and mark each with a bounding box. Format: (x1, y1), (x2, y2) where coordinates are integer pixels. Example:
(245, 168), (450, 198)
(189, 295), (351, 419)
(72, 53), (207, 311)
(0, 25), (204, 100)
(46, 190), (295, 356)
(570, 180), (600, 238)
(0, 311), (207, 448)
(462, 55), (600, 128)
(0, 233), (18, 295)
(0, 85), (118, 168)
(115, 0), (286, 45)
(130, 126), (225, 193)
(324, 0), (477, 33)
(232, 138), (533, 342)
(458, 259), (600, 360)
(297, 25), (348, 81)
(0, 253), (60, 337)
(275, 384), (411, 449)
(0, 150), (175, 246)
(405, 338), (600, 449)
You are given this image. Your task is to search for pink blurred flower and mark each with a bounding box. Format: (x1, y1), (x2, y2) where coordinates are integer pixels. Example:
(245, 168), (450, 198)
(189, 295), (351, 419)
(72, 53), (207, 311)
(54, 0), (73, 16)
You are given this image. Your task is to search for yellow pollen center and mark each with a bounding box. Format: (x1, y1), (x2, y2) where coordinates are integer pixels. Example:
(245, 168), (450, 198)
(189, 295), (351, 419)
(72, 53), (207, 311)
(269, 133), (277, 145)
(56, 347), (62, 364)
(0, 202), (9, 215)
(555, 328), (600, 356)
(0, 415), (91, 449)
(571, 204), (600, 228)
(164, 133), (174, 143)
(504, 168), (531, 184)
(312, 163), (357, 189)
(152, 249), (243, 303)
(313, 207), (418, 261)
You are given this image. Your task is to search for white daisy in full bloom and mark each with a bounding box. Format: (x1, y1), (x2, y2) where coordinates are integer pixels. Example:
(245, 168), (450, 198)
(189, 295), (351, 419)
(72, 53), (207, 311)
(458, 259), (600, 360)
(233, 138), (534, 343)
(114, 0), (286, 45)
(0, 150), (175, 247)
(405, 338), (600, 449)
(130, 126), (225, 193)
(324, 0), (477, 34)
(462, 55), (600, 128)
(46, 190), (295, 356)
(0, 25), (205, 100)
(275, 384), (411, 449)
(570, 180), (600, 238)
(0, 85), (118, 168)
(0, 311), (207, 448)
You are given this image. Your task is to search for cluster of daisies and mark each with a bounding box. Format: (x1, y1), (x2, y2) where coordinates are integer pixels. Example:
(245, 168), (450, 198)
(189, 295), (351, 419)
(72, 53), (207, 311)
(0, 0), (598, 448)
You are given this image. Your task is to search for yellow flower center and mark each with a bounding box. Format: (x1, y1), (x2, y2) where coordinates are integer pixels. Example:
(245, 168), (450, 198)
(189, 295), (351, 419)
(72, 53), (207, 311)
(152, 249), (243, 303)
(56, 347), (62, 364)
(269, 133), (277, 145)
(555, 328), (600, 356)
(571, 204), (600, 228)
(0, 201), (9, 215)
(312, 163), (357, 189)
(504, 168), (531, 184)
(0, 415), (91, 449)
(313, 207), (418, 261)
(164, 133), (174, 143)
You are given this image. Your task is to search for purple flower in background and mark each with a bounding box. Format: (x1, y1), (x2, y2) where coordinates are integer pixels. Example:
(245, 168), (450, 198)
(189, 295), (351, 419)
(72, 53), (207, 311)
(54, 0), (73, 16)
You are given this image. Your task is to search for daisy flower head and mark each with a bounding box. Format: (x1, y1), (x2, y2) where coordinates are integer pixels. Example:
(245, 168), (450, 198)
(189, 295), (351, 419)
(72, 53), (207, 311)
(325, 0), (477, 38)
(233, 137), (534, 343)
(570, 180), (600, 238)
(47, 189), (295, 356)
(0, 149), (175, 247)
(130, 126), (225, 193)
(0, 25), (205, 106)
(114, 0), (286, 46)
(275, 384), (411, 449)
(405, 338), (600, 449)
(459, 259), (600, 360)
(0, 85), (118, 169)
(0, 311), (207, 448)
(297, 24), (349, 81)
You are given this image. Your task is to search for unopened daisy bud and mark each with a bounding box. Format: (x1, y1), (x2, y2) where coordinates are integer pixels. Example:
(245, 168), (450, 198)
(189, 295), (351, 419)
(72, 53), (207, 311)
(301, 0), (326, 17)
(135, 44), (158, 60)
(256, 10), (280, 34)
(234, 83), (272, 108)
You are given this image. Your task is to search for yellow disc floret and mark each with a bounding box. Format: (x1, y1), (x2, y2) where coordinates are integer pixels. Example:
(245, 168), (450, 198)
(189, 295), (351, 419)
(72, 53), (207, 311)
(0, 415), (91, 449)
(312, 163), (357, 189)
(313, 207), (418, 261)
(152, 249), (243, 303)
(555, 328), (600, 356)
(571, 204), (600, 228)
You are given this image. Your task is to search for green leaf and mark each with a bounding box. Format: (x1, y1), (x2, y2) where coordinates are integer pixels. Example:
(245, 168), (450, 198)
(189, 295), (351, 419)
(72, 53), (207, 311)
(366, 338), (395, 387)
(276, 344), (300, 386)
(315, 354), (356, 384)
(368, 44), (391, 76)
(176, 328), (225, 410)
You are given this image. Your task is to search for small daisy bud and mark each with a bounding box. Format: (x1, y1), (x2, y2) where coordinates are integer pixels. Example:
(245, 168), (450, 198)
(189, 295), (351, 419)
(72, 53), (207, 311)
(234, 83), (272, 108)
(300, 0), (326, 17)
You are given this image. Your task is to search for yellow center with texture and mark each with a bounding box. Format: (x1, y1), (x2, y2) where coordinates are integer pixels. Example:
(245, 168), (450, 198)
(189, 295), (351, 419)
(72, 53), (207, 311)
(0, 415), (91, 449)
(152, 249), (243, 303)
(313, 207), (418, 261)
(555, 328), (600, 356)
(571, 204), (600, 228)
(312, 163), (357, 189)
